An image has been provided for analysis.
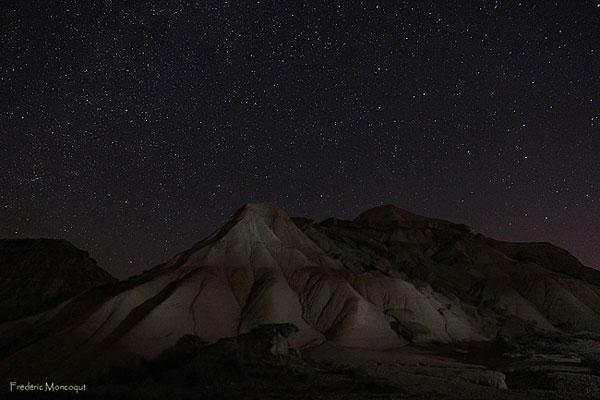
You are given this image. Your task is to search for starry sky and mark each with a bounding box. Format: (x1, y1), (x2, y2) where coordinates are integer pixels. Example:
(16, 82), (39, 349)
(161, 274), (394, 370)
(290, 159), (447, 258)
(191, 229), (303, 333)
(1, 1), (599, 278)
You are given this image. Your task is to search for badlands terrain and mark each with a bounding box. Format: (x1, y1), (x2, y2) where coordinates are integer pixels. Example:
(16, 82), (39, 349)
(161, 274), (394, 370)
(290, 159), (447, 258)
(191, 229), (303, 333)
(1, 201), (600, 399)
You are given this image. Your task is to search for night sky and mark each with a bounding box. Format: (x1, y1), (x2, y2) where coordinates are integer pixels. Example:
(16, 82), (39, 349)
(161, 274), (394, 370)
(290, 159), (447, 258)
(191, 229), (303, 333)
(1, 1), (599, 279)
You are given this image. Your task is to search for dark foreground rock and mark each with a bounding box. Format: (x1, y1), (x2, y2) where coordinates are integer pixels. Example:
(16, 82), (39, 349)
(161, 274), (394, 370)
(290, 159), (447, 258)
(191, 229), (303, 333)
(83, 323), (400, 399)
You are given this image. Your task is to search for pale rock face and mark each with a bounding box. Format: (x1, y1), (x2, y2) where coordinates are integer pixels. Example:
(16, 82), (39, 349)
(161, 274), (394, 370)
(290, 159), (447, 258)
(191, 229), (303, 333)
(70, 202), (468, 361)
(2, 201), (600, 381)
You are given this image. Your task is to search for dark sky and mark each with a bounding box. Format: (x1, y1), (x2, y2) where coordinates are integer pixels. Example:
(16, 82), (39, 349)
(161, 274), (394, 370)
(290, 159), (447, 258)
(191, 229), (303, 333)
(1, 1), (598, 278)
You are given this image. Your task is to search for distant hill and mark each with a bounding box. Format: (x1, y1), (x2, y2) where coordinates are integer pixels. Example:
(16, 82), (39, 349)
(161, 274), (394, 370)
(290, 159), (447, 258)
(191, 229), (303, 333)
(0, 239), (116, 322)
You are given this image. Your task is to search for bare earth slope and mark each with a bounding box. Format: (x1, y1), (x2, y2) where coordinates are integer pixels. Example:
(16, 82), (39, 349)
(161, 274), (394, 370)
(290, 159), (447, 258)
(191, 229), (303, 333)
(1, 202), (599, 398)
(295, 205), (600, 337)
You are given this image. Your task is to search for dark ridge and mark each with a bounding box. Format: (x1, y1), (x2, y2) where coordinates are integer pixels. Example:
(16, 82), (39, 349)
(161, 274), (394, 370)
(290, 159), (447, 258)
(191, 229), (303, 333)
(0, 238), (116, 323)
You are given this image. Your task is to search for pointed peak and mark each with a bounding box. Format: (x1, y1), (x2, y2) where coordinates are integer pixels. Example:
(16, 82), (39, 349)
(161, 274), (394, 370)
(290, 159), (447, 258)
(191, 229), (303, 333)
(235, 201), (287, 219)
(225, 201), (294, 229)
(189, 201), (291, 249)
(160, 200), (334, 274)
(194, 201), (301, 248)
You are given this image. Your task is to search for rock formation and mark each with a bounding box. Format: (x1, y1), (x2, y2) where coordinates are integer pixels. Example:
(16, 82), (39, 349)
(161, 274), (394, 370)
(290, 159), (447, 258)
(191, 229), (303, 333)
(1, 201), (599, 394)
(0, 239), (116, 322)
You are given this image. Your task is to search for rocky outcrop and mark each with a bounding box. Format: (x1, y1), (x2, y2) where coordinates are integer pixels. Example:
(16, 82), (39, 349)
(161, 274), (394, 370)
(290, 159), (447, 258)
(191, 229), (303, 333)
(296, 205), (600, 338)
(498, 330), (600, 396)
(0, 239), (116, 322)
(90, 323), (403, 399)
